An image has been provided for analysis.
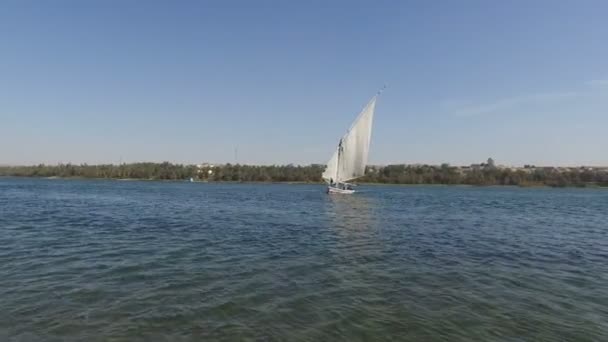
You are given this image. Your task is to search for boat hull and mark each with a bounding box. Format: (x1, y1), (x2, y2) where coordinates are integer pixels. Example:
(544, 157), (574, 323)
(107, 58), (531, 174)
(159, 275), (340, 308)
(327, 186), (355, 194)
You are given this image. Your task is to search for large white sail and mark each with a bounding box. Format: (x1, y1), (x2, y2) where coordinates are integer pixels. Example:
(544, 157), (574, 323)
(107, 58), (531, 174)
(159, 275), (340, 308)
(323, 96), (377, 184)
(338, 97), (376, 182)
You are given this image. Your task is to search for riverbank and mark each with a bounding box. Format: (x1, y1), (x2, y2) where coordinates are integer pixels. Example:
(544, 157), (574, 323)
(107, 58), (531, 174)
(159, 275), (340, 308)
(2, 175), (607, 189)
(2, 162), (607, 188)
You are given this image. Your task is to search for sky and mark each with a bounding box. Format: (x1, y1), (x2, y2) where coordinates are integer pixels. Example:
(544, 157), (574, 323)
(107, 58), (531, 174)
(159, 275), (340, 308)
(1, 0), (607, 166)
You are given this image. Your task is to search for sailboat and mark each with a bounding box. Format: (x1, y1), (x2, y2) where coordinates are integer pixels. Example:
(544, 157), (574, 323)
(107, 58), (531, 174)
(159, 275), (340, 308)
(322, 92), (379, 194)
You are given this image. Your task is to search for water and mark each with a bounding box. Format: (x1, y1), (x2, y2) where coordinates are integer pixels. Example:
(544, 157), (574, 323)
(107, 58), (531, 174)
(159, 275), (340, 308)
(1, 178), (607, 341)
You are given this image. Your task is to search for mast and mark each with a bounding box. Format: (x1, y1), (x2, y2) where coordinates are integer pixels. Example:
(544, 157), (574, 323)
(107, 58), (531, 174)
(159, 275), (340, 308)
(336, 138), (342, 183)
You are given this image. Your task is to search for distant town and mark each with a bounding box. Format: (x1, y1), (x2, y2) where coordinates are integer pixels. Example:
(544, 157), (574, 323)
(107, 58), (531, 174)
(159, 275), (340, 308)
(391, 158), (608, 175)
(1, 158), (607, 187)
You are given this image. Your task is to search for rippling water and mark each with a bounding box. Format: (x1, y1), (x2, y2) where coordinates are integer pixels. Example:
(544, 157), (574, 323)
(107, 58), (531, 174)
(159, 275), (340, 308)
(1, 178), (607, 341)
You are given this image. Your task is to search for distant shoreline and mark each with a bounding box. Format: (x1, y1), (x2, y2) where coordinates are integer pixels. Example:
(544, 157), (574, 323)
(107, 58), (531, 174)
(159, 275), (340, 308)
(2, 175), (607, 189)
(2, 162), (607, 188)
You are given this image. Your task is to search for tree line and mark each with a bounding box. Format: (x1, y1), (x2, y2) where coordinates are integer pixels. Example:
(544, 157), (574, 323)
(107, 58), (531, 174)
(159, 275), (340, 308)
(1, 162), (607, 187)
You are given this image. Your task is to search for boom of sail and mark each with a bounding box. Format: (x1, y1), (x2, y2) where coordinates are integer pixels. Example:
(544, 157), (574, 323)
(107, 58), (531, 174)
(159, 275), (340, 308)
(322, 96), (376, 184)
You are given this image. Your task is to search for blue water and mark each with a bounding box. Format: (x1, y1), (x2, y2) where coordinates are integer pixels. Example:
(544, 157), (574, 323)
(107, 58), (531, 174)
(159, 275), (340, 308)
(1, 178), (607, 341)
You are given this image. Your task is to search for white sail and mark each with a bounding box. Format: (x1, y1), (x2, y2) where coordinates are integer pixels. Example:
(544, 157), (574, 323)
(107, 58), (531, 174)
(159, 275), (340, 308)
(322, 148), (339, 182)
(323, 96), (377, 184)
(339, 97), (376, 182)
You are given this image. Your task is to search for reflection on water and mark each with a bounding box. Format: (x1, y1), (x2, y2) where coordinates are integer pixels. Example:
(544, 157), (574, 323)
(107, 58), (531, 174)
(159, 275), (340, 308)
(326, 192), (385, 264)
(326, 191), (377, 233)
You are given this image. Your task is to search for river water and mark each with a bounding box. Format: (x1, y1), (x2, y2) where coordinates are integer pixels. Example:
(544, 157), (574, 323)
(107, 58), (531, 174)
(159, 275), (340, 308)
(1, 178), (606, 341)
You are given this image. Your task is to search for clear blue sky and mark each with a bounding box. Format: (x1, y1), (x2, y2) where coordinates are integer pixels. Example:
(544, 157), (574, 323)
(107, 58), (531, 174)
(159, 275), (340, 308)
(1, 0), (607, 166)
